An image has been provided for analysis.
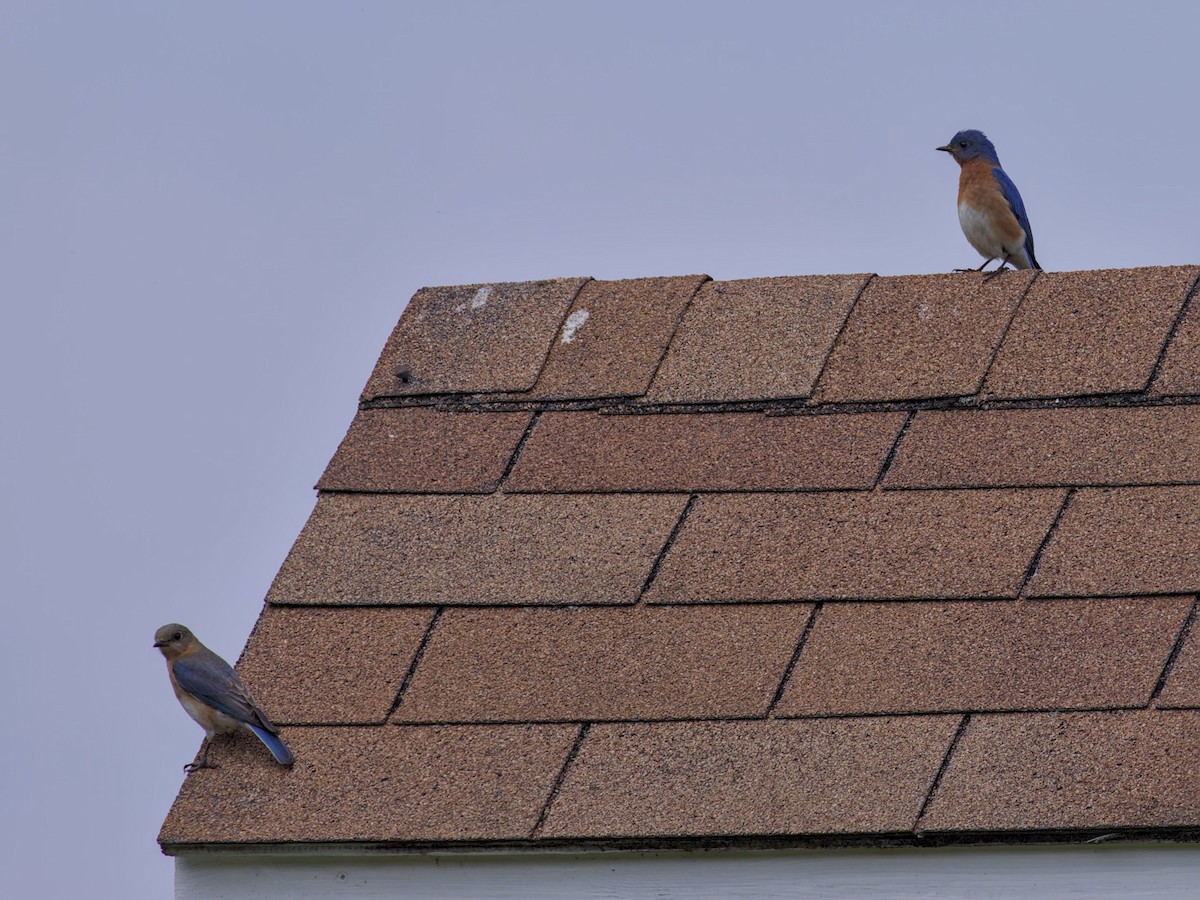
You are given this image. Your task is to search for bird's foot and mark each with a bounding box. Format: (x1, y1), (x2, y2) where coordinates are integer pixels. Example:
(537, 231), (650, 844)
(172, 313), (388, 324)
(983, 265), (1010, 282)
(184, 747), (218, 772)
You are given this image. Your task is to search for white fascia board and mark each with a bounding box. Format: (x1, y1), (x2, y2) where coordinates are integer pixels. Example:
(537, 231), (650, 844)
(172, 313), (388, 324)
(176, 843), (1200, 899)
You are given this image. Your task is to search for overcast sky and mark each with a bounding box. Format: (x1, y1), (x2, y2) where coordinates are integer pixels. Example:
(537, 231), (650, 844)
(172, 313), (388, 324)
(3, 2), (1198, 896)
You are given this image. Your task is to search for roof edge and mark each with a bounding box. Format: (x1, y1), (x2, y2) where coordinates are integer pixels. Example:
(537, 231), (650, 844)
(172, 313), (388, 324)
(161, 828), (1200, 858)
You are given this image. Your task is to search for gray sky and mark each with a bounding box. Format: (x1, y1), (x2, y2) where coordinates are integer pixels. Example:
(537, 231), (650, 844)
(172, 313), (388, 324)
(3, 2), (1196, 895)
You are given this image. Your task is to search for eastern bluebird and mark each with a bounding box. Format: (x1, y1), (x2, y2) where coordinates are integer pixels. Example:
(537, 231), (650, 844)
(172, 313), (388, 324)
(154, 623), (293, 771)
(938, 130), (1041, 276)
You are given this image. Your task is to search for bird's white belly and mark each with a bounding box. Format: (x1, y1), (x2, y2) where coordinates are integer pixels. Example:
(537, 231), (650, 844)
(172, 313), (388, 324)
(957, 203), (1006, 259)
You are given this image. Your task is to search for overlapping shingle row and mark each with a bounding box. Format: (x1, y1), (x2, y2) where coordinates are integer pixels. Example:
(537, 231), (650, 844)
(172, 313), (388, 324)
(162, 266), (1200, 851)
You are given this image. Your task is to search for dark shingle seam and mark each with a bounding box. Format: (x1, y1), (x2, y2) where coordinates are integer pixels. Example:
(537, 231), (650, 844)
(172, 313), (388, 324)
(806, 274), (877, 402)
(634, 493), (697, 604)
(977, 269), (1041, 397)
(496, 410), (542, 489)
(1146, 269), (1200, 389)
(913, 713), (971, 833)
(527, 277), (595, 394)
(382, 705), (1167, 728)
(1151, 597), (1199, 703)
(640, 275), (713, 395)
(872, 411), (915, 488)
(767, 603), (823, 717)
(530, 723), (591, 839)
(878, 479), (1200, 493)
(360, 389), (1200, 416)
(1015, 488), (1075, 598)
(384, 607), (444, 720)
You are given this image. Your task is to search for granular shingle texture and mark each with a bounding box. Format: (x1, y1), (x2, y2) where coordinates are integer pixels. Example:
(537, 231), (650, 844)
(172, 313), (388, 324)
(541, 717), (960, 837)
(645, 489), (1064, 602)
(983, 267), (1198, 399)
(814, 272), (1033, 402)
(921, 711), (1200, 831)
(645, 275), (869, 403)
(528, 276), (704, 400)
(396, 604), (813, 723)
(317, 407), (532, 493)
(162, 266), (1200, 854)
(506, 410), (905, 492)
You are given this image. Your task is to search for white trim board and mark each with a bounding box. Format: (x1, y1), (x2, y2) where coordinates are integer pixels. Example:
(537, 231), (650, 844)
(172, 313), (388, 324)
(176, 843), (1200, 899)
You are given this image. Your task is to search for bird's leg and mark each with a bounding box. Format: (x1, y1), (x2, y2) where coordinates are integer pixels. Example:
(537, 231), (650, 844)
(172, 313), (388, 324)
(184, 738), (218, 772)
(983, 252), (1014, 282)
(954, 258), (995, 274)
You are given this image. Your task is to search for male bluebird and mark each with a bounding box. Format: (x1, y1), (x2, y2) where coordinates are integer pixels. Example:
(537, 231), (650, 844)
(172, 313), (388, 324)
(154, 623), (294, 771)
(937, 130), (1041, 276)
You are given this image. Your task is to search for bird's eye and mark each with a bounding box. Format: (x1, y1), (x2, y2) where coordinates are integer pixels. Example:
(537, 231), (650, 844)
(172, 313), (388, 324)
(958, 141), (969, 149)
(173, 632), (182, 640)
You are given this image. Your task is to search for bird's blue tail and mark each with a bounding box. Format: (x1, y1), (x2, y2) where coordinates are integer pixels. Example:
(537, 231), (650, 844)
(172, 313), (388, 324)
(246, 724), (294, 766)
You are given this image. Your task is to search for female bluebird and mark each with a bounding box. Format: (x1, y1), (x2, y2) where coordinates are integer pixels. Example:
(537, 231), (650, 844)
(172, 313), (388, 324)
(154, 623), (294, 771)
(937, 130), (1041, 276)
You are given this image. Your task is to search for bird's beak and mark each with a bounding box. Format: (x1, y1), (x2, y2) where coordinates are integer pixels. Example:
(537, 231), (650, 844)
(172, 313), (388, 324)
(936, 144), (952, 153)
(153, 639), (166, 647)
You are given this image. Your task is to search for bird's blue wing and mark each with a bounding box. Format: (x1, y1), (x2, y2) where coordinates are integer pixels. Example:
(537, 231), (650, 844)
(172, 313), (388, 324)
(173, 653), (261, 725)
(992, 165), (1038, 266)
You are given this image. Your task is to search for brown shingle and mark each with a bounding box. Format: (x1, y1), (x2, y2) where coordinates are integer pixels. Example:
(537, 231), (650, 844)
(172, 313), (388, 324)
(396, 604), (813, 723)
(813, 272), (1032, 403)
(506, 411), (905, 493)
(644, 275), (869, 403)
(541, 717), (959, 837)
(529, 276), (704, 400)
(777, 597), (1189, 716)
(317, 407), (533, 493)
(984, 267), (1198, 399)
(1153, 291), (1200, 395)
(646, 489), (1065, 602)
(267, 492), (688, 605)
(921, 710), (1200, 832)
(360, 278), (586, 399)
(238, 607), (434, 724)
(158, 724), (577, 845)
(1026, 486), (1200, 597)
(884, 406), (1200, 488)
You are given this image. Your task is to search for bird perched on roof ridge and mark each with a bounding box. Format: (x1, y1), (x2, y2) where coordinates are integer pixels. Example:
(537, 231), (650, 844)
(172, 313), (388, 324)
(154, 623), (294, 771)
(937, 129), (1041, 277)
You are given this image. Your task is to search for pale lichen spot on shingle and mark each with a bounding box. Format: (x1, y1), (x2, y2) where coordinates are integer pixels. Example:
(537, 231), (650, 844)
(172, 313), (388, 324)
(560, 308), (589, 343)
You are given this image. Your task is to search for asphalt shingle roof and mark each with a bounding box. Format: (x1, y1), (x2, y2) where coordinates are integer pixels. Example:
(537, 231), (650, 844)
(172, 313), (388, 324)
(160, 266), (1200, 852)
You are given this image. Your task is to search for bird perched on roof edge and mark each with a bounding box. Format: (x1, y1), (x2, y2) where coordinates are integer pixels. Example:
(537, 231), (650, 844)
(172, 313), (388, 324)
(937, 129), (1041, 277)
(154, 623), (294, 771)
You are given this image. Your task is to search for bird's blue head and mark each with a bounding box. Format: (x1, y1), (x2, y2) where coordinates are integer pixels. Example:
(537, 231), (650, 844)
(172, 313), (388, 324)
(937, 129), (1000, 165)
